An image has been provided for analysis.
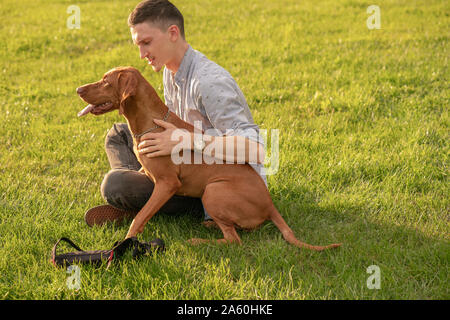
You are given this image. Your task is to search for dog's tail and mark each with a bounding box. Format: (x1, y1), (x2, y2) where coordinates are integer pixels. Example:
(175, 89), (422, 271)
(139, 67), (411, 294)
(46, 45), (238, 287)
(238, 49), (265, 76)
(269, 207), (341, 251)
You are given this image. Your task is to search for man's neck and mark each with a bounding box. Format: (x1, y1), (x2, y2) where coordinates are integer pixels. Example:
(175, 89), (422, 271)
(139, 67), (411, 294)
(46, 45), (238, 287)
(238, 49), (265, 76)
(165, 41), (189, 74)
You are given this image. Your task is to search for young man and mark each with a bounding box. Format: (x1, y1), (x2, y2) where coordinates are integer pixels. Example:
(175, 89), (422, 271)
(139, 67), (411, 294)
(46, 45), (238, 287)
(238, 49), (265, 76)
(84, 0), (267, 228)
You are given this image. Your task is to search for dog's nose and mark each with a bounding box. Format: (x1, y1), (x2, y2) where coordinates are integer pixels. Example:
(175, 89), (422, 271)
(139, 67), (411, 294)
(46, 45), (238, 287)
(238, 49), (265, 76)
(76, 86), (85, 95)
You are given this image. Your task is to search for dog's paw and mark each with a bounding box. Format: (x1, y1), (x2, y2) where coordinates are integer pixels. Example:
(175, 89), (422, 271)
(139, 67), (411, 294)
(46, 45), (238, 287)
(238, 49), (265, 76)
(201, 220), (219, 229)
(187, 238), (210, 245)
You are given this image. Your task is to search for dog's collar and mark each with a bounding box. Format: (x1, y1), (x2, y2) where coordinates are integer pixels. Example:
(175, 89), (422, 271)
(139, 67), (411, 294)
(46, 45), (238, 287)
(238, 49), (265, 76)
(133, 109), (170, 140)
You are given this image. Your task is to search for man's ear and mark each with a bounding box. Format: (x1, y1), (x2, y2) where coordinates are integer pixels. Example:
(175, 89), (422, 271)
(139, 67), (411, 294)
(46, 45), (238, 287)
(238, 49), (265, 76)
(118, 72), (137, 114)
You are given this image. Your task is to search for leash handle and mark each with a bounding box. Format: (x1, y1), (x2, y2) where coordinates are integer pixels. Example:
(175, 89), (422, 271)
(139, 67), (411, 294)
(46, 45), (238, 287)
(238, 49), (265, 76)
(50, 237), (165, 267)
(51, 237), (84, 264)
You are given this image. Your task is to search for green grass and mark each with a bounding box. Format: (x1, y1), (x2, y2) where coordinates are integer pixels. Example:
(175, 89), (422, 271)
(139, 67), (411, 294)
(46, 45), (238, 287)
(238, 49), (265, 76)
(0, 0), (448, 299)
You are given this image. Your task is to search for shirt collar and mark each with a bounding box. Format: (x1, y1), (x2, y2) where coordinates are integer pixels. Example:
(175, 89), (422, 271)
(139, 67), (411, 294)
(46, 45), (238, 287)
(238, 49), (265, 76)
(173, 45), (194, 85)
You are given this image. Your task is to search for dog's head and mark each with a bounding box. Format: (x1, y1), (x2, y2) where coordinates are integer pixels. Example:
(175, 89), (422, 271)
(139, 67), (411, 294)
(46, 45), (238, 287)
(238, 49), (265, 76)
(76, 67), (139, 117)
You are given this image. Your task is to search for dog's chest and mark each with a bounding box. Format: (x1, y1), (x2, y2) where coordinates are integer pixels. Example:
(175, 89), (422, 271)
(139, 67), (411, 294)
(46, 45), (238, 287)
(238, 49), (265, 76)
(133, 144), (178, 184)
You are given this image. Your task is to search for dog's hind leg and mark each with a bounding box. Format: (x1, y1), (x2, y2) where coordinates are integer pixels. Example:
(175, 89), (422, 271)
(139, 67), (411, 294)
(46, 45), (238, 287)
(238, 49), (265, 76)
(188, 222), (241, 245)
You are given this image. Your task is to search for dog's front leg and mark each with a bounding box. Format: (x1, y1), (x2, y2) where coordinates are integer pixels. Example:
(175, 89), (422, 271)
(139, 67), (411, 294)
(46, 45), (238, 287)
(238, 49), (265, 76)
(125, 178), (181, 238)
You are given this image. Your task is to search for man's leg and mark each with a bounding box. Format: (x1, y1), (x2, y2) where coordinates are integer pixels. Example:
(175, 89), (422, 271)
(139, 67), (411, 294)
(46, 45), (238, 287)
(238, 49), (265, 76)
(99, 123), (203, 216)
(101, 168), (203, 215)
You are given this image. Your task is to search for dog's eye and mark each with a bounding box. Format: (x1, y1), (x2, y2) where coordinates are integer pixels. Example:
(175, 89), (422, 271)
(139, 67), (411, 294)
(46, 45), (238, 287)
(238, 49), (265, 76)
(103, 81), (111, 87)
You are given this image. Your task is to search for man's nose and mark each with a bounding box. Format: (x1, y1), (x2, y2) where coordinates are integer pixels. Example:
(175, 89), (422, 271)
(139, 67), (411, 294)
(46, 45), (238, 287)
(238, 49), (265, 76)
(139, 46), (148, 60)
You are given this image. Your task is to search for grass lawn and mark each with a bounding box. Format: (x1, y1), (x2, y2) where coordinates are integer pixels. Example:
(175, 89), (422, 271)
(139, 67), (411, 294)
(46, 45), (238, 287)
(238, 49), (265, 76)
(0, 0), (448, 299)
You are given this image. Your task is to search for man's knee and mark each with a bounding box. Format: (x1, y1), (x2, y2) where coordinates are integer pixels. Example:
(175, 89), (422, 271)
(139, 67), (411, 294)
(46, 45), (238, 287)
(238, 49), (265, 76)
(101, 169), (153, 211)
(104, 123), (141, 171)
(101, 169), (122, 201)
(105, 123), (130, 148)
(100, 169), (204, 216)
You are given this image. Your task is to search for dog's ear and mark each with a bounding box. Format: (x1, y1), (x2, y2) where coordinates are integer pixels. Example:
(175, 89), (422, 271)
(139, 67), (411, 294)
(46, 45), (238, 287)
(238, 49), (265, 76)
(118, 72), (137, 115)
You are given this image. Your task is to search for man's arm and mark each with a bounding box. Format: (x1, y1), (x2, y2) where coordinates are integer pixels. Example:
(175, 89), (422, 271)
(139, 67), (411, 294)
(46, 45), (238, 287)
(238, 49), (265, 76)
(191, 132), (265, 165)
(137, 120), (265, 165)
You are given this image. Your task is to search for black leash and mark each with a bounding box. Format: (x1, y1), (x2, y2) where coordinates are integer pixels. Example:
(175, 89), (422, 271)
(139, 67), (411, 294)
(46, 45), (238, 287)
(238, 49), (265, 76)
(51, 236), (165, 268)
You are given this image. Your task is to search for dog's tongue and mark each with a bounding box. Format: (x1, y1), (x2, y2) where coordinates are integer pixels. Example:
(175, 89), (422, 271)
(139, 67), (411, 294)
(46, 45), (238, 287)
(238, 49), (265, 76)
(77, 104), (95, 117)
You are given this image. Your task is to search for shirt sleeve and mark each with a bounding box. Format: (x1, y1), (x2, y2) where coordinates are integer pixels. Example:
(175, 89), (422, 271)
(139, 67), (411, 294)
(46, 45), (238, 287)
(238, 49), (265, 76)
(195, 71), (264, 147)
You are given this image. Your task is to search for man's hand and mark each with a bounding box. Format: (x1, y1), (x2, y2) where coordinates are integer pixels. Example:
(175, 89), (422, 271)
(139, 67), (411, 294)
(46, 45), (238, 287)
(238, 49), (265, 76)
(137, 119), (188, 158)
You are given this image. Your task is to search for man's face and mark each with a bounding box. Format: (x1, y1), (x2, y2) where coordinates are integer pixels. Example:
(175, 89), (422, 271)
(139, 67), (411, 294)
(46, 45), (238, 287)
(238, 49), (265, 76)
(131, 22), (174, 72)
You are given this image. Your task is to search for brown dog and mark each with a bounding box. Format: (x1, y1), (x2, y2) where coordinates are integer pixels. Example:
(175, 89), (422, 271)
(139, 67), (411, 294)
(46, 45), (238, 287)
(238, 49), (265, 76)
(76, 67), (341, 251)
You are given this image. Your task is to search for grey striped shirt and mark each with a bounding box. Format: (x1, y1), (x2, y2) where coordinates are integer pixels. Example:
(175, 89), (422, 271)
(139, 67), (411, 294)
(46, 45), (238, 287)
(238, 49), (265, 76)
(163, 45), (267, 186)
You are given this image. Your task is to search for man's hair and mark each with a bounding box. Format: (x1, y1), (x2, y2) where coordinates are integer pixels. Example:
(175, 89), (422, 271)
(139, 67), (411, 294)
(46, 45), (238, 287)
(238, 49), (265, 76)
(128, 0), (185, 39)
